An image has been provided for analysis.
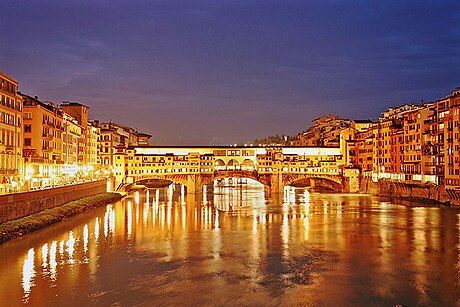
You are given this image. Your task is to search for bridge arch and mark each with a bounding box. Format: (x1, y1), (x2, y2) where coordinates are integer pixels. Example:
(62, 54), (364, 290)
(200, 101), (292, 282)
(133, 174), (190, 187)
(215, 159), (226, 170)
(227, 159), (240, 170)
(241, 159), (255, 171)
(201, 170), (271, 187)
(284, 174), (343, 191)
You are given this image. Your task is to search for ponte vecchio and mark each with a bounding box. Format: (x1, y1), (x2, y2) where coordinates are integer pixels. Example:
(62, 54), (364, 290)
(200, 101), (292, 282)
(113, 146), (360, 193)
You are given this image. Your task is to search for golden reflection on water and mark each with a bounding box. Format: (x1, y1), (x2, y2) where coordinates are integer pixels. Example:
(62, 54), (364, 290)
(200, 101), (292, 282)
(8, 179), (460, 305)
(22, 248), (35, 303)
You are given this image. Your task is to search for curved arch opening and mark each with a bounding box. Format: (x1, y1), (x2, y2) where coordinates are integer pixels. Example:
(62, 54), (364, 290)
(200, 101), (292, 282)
(288, 177), (342, 192)
(215, 159), (226, 170)
(136, 178), (173, 189)
(241, 159), (255, 171)
(289, 178), (312, 188)
(226, 159), (240, 170)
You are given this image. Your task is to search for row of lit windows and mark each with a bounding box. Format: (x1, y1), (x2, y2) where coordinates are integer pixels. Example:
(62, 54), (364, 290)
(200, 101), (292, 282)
(0, 78), (17, 95)
(0, 94), (21, 111)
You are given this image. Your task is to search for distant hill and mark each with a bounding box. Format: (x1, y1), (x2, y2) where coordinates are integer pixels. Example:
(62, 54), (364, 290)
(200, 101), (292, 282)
(252, 134), (294, 146)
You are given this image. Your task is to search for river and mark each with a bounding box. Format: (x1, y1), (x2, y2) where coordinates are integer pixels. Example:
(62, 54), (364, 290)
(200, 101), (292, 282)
(1, 178), (460, 306)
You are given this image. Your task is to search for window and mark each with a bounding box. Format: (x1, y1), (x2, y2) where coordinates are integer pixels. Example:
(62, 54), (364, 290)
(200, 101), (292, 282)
(24, 138), (31, 146)
(24, 125), (32, 133)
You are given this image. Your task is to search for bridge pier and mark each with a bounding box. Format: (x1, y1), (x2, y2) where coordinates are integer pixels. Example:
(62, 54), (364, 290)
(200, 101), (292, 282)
(187, 174), (203, 194)
(343, 167), (360, 192)
(270, 173), (284, 194)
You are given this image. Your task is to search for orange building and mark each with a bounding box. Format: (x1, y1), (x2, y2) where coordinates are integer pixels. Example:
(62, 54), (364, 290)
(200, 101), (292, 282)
(21, 94), (64, 188)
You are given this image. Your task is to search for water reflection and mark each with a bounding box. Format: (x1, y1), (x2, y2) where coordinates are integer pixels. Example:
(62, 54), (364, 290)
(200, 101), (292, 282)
(22, 248), (35, 303)
(0, 179), (458, 305)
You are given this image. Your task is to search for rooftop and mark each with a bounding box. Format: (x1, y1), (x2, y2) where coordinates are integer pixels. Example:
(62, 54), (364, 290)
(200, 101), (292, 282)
(61, 101), (89, 108)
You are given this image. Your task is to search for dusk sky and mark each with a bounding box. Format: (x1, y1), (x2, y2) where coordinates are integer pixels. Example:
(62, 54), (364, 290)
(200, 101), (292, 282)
(1, 1), (459, 145)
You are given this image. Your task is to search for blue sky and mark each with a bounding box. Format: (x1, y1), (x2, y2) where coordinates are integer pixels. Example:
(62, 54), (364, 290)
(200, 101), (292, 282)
(1, 0), (459, 145)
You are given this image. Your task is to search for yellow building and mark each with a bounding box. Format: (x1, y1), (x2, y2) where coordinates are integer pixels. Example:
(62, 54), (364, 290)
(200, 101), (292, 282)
(62, 112), (82, 179)
(21, 94), (63, 188)
(87, 122), (100, 169)
(99, 122), (151, 172)
(0, 72), (23, 193)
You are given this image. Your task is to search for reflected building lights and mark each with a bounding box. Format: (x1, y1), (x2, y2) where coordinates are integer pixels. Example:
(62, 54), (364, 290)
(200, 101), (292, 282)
(127, 200), (133, 239)
(59, 240), (65, 259)
(83, 224), (89, 254)
(49, 241), (57, 282)
(41, 243), (48, 270)
(155, 189), (160, 207)
(66, 231), (76, 264)
(214, 209), (219, 229)
(253, 211), (258, 232)
(103, 210), (109, 238)
(152, 200), (157, 226)
(282, 213), (289, 257)
(22, 248), (36, 302)
(109, 206), (116, 234)
(94, 217), (100, 242)
(167, 201), (172, 226)
(135, 191), (140, 205)
(303, 189), (310, 241)
(144, 202), (150, 226)
(182, 203), (186, 230)
(203, 185), (208, 205)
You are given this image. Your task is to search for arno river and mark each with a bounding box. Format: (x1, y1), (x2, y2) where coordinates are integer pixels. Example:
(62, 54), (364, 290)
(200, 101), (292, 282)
(1, 179), (460, 306)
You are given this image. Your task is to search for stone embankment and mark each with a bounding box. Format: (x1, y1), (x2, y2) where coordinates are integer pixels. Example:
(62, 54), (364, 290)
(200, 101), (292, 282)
(360, 177), (460, 206)
(0, 192), (124, 244)
(0, 180), (108, 223)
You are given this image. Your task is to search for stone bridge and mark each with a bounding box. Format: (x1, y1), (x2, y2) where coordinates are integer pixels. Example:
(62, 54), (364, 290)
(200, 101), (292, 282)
(132, 170), (346, 193)
(113, 146), (359, 193)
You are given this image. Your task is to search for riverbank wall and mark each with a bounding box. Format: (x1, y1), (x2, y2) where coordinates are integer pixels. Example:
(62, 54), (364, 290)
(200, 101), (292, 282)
(0, 180), (108, 223)
(0, 192), (124, 244)
(360, 177), (460, 206)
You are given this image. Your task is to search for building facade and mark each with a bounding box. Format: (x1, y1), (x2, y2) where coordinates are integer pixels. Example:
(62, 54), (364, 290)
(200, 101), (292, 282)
(21, 94), (64, 188)
(0, 72), (23, 192)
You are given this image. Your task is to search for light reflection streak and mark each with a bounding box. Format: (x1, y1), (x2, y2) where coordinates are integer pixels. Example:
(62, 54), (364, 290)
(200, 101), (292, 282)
(94, 217), (100, 242)
(41, 243), (48, 270)
(203, 185), (207, 205)
(127, 200), (133, 239)
(50, 241), (57, 282)
(49, 241), (57, 282)
(136, 202), (140, 226)
(83, 224), (89, 253)
(214, 209), (219, 229)
(303, 189), (310, 241)
(135, 191), (140, 205)
(144, 201), (149, 226)
(109, 206), (116, 234)
(412, 208), (429, 304)
(167, 200), (171, 227)
(59, 240), (64, 259)
(282, 213), (289, 257)
(22, 248), (35, 302)
(182, 203), (186, 230)
(103, 210), (109, 238)
(66, 231), (76, 264)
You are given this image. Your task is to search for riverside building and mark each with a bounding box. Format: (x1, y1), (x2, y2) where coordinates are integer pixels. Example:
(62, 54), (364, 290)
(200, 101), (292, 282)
(21, 94), (64, 188)
(0, 72), (23, 193)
